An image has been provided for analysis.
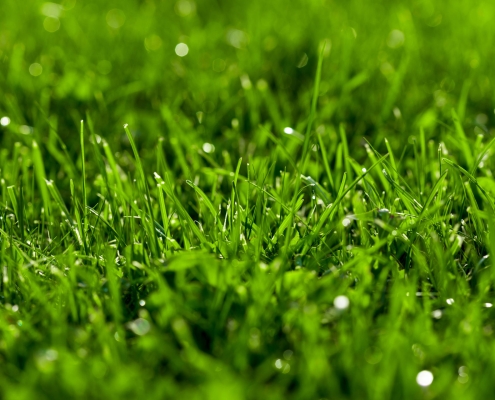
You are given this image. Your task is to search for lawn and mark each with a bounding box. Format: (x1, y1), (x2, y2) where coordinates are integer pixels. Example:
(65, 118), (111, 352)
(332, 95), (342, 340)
(1, 0), (495, 398)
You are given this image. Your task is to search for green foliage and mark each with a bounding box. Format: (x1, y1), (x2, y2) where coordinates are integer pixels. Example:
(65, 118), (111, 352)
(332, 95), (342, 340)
(0, 0), (494, 398)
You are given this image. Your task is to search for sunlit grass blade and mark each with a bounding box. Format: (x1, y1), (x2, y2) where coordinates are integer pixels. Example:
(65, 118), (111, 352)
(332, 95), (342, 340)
(124, 124), (160, 257)
(31, 140), (52, 220)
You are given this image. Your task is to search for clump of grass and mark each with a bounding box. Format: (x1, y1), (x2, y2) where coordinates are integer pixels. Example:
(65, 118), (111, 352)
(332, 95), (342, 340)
(1, 0), (495, 399)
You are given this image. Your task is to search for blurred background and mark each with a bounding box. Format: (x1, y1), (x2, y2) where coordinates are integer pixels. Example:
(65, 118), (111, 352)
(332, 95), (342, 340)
(0, 0), (493, 171)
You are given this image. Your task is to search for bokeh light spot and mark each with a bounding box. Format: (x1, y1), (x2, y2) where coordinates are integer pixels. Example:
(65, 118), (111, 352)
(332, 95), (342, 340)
(41, 2), (62, 18)
(145, 34), (163, 51)
(416, 370), (434, 387)
(43, 17), (60, 32)
(29, 63), (43, 77)
(106, 9), (126, 29)
(97, 60), (112, 75)
(202, 143), (215, 153)
(227, 29), (248, 49)
(334, 295), (350, 310)
(387, 30), (405, 49)
(129, 318), (150, 336)
(212, 58), (226, 72)
(175, 43), (189, 57)
(175, 0), (196, 17)
(61, 0), (76, 10)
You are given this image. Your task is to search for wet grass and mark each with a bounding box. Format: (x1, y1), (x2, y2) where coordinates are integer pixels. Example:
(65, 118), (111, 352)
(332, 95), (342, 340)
(1, 0), (495, 399)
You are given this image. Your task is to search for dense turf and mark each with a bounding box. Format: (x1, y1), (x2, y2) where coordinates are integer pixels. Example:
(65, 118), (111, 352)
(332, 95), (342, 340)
(1, 0), (495, 399)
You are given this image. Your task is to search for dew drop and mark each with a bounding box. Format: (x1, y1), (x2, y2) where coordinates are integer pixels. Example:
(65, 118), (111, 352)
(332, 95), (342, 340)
(129, 318), (151, 336)
(334, 295), (349, 310)
(416, 370), (433, 387)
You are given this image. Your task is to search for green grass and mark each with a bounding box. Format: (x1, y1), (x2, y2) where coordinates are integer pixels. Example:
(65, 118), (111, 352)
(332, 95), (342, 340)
(1, 0), (495, 398)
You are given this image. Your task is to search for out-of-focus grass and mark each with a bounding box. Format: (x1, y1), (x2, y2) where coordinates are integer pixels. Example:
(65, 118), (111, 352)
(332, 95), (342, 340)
(0, 0), (495, 399)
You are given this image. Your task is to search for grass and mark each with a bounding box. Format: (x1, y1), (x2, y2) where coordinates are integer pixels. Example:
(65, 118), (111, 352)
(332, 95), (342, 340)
(1, 0), (495, 398)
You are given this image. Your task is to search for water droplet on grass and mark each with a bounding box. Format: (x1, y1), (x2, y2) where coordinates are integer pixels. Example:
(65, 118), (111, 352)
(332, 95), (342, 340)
(0, 116), (10, 126)
(202, 143), (215, 153)
(334, 295), (349, 310)
(416, 370), (433, 387)
(129, 318), (150, 336)
(283, 127), (304, 141)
